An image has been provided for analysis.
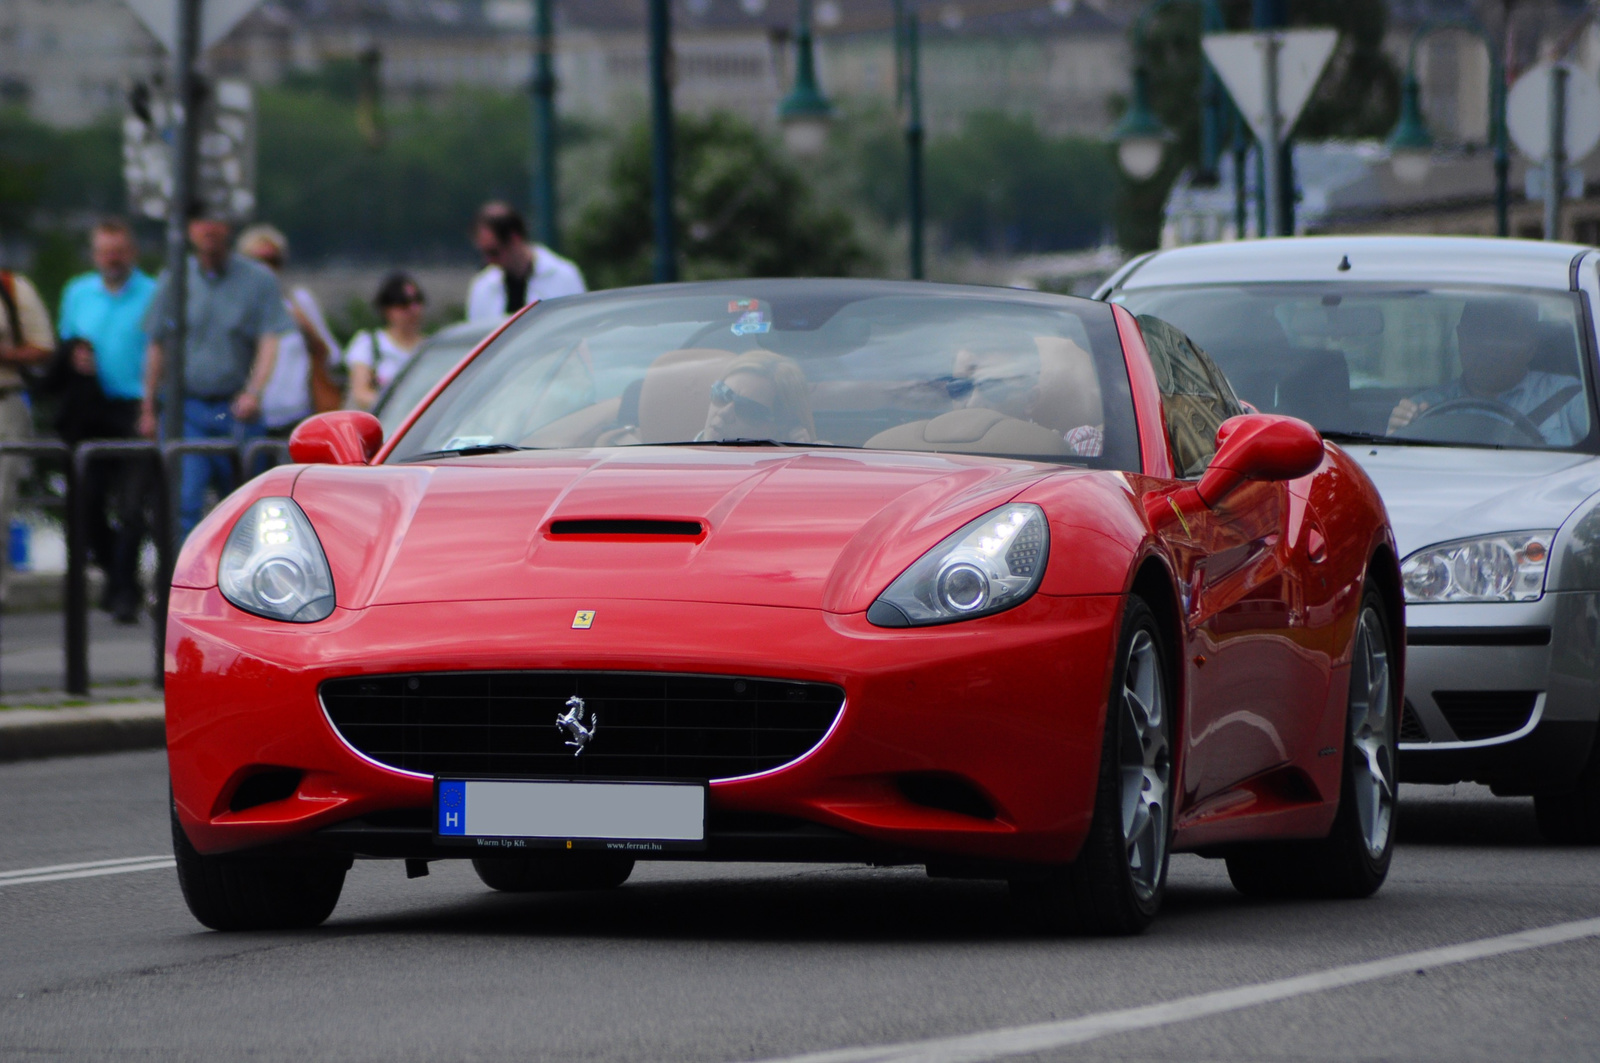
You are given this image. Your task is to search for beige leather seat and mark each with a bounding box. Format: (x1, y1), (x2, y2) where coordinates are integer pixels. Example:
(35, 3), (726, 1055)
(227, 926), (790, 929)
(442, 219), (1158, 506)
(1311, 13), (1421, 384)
(1031, 336), (1102, 437)
(865, 407), (1069, 456)
(635, 348), (738, 443)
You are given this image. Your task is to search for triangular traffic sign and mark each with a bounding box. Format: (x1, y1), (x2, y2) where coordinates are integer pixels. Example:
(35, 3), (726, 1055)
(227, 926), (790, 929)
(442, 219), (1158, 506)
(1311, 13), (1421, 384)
(123, 0), (264, 55)
(1203, 28), (1339, 144)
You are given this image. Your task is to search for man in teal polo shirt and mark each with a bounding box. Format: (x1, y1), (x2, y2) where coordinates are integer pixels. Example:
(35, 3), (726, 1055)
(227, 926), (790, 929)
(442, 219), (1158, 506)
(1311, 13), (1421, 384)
(57, 218), (157, 622)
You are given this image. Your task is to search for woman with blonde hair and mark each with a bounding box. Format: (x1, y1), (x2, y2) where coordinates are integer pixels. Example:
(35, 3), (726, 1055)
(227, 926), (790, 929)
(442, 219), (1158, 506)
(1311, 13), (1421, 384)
(699, 350), (815, 443)
(235, 224), (341, 432)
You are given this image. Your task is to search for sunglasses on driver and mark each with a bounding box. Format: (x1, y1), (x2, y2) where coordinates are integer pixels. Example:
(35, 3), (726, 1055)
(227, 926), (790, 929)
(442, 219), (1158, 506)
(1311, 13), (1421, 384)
(710, 378), (776, 422)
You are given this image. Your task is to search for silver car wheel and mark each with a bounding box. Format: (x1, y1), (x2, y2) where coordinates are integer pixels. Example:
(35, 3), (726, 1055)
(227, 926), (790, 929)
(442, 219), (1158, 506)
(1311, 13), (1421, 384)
(1119, 628), (1170, 901)
(1348, 605), (1396, 858)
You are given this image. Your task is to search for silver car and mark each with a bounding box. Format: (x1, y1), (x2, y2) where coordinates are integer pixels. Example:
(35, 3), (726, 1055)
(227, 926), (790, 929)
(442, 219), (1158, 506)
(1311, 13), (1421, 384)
(1098, 235), (1600, 841)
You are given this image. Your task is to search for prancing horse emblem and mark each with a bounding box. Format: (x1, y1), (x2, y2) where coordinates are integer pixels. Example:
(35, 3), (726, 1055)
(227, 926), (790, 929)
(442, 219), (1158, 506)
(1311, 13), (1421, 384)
(555, 695), (597, 755)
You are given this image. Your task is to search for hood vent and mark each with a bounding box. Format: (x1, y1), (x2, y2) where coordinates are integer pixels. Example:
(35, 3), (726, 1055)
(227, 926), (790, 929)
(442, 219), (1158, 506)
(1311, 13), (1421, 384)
(549, 519), (704, 537)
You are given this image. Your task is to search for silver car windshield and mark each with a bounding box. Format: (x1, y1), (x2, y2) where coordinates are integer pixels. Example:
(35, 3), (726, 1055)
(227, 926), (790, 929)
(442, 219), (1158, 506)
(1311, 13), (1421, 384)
(1114, 284), (1596, 452)
(387, 281), (1140, 469)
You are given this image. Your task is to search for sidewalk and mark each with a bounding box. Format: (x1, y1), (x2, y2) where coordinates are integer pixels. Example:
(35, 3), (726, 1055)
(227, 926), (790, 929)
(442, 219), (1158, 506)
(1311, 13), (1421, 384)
(0, 599), (165, 760)
(0, 694), (164, 762)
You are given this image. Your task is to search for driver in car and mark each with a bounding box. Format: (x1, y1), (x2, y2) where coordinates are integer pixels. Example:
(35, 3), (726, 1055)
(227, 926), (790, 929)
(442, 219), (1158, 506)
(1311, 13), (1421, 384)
(1387, 298), (1586, 445)
(698, 351), (815, 443)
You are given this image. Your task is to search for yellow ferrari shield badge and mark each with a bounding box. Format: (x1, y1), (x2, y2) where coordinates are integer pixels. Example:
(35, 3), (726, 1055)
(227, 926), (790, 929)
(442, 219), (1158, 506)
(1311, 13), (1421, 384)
(571, 610), (596, 630)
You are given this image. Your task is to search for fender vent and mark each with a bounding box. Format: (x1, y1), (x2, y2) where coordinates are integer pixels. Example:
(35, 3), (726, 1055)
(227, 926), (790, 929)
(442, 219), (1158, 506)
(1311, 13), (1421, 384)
(549, 519), (703, 537)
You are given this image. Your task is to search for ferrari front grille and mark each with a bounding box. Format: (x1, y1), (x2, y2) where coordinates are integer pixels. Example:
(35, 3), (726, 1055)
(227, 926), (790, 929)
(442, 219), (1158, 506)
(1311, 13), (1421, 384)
(320, 671), (844, 781)
(1432, 690), (1539, 742)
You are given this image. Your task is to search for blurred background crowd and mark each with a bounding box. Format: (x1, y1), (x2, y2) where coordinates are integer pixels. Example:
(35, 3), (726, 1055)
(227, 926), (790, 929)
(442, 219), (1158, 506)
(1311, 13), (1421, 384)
(2, 0), (1599, 628)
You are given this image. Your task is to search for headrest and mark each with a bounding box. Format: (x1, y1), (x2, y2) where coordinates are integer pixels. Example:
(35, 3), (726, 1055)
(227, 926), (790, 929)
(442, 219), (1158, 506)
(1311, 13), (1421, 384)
(637, 348), (737, 443)
(866, 408), (1069, 456)
(1032, 336), (1102, 436)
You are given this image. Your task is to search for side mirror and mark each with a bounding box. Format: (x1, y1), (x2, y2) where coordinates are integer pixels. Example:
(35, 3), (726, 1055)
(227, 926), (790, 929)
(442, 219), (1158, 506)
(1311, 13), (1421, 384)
(288, 411), (383, 466)
(1196, 414), (1324, 507)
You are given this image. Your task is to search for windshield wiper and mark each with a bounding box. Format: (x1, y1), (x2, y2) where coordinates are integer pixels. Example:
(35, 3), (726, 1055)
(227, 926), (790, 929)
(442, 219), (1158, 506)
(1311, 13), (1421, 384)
(640, 439), (857, 449)
(403, 444), (529, 461)
(1319, 430), (1460, 448)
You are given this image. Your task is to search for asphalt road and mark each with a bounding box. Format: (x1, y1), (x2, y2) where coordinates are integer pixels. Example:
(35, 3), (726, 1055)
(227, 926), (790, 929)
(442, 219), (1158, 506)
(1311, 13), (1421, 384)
(3, 750), (1599, 1062)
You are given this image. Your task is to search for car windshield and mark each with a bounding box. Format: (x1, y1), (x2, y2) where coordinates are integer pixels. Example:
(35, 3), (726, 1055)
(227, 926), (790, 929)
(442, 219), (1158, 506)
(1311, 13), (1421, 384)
(373, 328), (489, 437)
(387, 281), (1139, 469)
(1113, 284), (1597, 451)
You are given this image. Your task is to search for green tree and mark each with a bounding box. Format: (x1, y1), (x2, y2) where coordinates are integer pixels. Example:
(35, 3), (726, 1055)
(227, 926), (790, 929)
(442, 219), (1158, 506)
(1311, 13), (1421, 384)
(566, 112), (869, 289)
(926, 112), (1115, 254)
(0, 108), (122, 308)
(1116, 0), (1399, 252)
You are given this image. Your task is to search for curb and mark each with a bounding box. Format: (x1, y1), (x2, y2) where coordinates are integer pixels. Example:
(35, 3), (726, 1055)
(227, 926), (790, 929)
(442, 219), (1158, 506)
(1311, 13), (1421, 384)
(0, 701), (165, 762)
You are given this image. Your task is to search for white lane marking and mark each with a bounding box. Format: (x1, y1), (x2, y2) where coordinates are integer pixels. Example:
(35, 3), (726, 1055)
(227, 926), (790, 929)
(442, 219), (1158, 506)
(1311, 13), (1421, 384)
(751, 915), (1600, 1063)
(0, 856), (174, 887)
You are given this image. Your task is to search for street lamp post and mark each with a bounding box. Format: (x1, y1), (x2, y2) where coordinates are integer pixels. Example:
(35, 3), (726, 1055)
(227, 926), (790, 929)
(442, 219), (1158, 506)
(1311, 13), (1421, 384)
(1388, 18), (1510, 238)
(893, 0), (925, 280)
(1109, 0), (1224, 186)
(161, 0), (201, 445)
(648, 0), (676, 282)
(778, 0), (833, 156)
(531, 0), (559, 250)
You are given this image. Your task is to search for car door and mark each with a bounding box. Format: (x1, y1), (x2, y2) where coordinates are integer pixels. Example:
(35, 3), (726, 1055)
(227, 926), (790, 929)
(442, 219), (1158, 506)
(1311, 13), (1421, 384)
(1137, 317), (1310, 806)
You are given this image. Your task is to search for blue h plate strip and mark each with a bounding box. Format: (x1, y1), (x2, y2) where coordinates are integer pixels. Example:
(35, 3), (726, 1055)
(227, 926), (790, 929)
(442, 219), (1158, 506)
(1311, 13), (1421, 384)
(437, 780), (466, 835)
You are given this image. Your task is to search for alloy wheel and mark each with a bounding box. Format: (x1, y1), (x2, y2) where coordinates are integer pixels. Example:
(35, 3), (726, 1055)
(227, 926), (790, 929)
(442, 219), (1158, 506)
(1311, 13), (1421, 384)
(1119, 628), (1170, 901)
(1348, 605), (1396, 858)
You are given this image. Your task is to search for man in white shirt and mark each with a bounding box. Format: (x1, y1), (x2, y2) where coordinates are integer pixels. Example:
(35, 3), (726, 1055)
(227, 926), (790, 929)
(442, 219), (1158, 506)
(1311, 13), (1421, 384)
(465, 202), (586, 324)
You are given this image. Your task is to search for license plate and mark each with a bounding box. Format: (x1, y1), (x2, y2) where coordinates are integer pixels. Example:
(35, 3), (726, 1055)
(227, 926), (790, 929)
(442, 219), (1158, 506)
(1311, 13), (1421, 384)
(434, 779), (707, 852)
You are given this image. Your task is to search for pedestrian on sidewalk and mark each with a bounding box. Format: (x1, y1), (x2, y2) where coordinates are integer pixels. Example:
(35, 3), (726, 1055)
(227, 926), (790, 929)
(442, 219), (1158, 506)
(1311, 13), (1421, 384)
(0, 254), (56, 599)
(236, 224), (341, 438)
(140, 213), (292, 538)
(465, 202), (585, 325)
(346, 272), (425, 411)
(54, 218), (157, 623)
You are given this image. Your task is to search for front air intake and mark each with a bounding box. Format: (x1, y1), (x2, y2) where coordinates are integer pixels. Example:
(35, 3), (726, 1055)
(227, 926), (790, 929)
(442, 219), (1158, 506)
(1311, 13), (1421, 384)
(320, 671), (843, 781)
(549, 519), (704, 537)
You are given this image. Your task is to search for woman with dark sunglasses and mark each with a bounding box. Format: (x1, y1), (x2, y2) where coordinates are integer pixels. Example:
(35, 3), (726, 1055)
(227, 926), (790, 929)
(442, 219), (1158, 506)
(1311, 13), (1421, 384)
(698, 351), (815, 443)
(348, 272), (427, 410)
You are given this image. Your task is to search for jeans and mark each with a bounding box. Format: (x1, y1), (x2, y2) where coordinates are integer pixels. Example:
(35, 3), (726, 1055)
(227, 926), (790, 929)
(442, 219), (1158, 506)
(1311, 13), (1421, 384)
(179, 398), (265, 539)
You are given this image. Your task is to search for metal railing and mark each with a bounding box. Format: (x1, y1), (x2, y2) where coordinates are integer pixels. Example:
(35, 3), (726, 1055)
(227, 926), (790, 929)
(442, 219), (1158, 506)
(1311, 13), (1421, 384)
(0, 437), (291, 695)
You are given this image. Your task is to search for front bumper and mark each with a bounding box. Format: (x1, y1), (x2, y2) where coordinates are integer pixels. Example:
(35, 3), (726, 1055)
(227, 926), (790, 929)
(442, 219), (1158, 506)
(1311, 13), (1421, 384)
(1400, 592), (1600, 791)
(167, 588), (1121, 867)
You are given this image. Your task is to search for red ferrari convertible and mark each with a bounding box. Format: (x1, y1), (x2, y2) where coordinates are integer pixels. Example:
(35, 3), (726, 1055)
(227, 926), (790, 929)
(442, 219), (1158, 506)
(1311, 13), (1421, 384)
(166, 280), (1401, 935)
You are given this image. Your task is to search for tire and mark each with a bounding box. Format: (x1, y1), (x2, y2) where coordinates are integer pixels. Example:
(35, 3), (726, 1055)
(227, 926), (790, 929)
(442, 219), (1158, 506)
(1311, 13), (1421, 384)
(1226, 585), (1398, 899)
(1534, 758), (1600, 843)
(472, 852), (635, 892)
(1011, 595), (1174, 935)
(171, 801), (348, 931)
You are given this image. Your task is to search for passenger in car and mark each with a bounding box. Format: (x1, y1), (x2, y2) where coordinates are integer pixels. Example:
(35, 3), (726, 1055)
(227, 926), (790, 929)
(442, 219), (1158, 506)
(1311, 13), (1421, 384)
(697, 351), (815, 443)
(949, 330), (1103, 456)
(1387, 298), (1587, 445)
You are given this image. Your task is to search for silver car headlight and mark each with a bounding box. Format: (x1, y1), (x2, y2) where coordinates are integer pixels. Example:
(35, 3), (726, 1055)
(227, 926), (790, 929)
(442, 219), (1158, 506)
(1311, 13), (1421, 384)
(867, 503), (1049, 627)
(218, 497), (336, 622)
(1400, 531), (1554, 604)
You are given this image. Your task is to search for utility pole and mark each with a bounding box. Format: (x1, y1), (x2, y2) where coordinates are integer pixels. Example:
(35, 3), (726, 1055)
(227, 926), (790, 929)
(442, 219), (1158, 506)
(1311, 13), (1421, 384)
(1546, 63), (1568, 240)
(894, 0), (925, 280)
(648, 0), (677, 282)
(161, 0), (200, 443)
(1251, 0), (1289, 237)
(531, 0), (558, 250)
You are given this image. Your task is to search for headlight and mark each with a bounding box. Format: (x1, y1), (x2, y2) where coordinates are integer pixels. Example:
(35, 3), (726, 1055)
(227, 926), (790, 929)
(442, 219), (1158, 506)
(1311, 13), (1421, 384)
(1400, 531), (1554, 604)
(218, 497), (336, 622)
(867, 503), (1049, 627)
